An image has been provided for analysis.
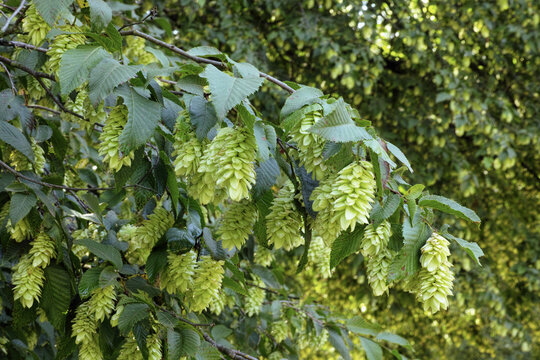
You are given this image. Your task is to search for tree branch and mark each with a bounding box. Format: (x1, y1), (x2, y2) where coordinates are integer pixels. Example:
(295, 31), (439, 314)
(0, 61), (16, 94)
(201, 332), (258, 360)
(119, 29), (295, 94)
(0, 0), (26, 33)
(0, 159), (154, 193)
(0, 38), (49, 53)
(0, 54), (55, 81)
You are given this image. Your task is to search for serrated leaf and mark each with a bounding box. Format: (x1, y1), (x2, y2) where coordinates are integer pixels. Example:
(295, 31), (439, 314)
(157, 311), (178, 329)
(309, 98), (372, 143)
(419, 195), (481, 223)
(89, 58), (141, 105)
(201, 64), (264, 119)
(168, 329), (183, 360)
(145, 248), (168, 282)
(444, 232), (484, 266)
(99, 266), (119, 287)
(363, 138), (396, 168)
(346, 316), (382, 336)
(370, 193), (401, 227)
(34, 0), (74, 25)
(9, 193), (37, 225)
(360, 337), (383, 360)
(116, 85), (161, 152)
(195, 342), (222, 360)
(0, 121), (34, 162)
(223, 277), (247, 295)
(176, 75), (206, 96)
(189, 96), (218, 141)
(280, 86), (323, 119)
(388, 216), (429, 281)
(0, 90), (32, 125)
(41, 266), (72, 330)
(406, 184), (424, 199)
(89, 0), (112, 30)
(375, 332), (410, 347)
(254, 157), (280, 194)
(330, 226), (365, 269)
(74, 239), (123, 269)
(167, 228), (196, 252)
(386, 141), (413, 173)
(59, 45), (109, 95)
(253, 121), (271, 161)
(78, 267), (102, 297)
(178, 328), (201, 357)
(117, 303), (149, 334)
(328, 328), (351, 360)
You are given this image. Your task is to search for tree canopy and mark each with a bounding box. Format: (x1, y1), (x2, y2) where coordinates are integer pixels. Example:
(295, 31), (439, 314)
(0, 0), (538, 359)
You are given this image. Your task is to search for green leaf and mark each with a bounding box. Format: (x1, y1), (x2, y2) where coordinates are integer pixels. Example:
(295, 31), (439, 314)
(346, 316), (382, 336)
(166, 228), (196, 252)
(9, 193), (37, 225)
(89, 0), (112, 30)
(99, 266), (119, 287)
(34, 0), (74, 25)
(0, 90), (32, 125)
(280, 86), (323, 119)
(78, 267), (102, 297)
(157, 311), (178, 329)
(168, 329), (183, 360)
(419, 195), (481, 223)
(375, 332), (410, 347)
(189, 96), (218, 141)
(0, 121), (34, 162)
(41, 266), (72, 330)
(443, 232), (484, 266)
(328, 328), (351, 360)
(177, 328), (201, 357)
(117, 303), (149, 334)
(330, 226), (365, 269)
(406, 184), (425, 199)
(309, 98), (372, 143)
(116, 85), (161, 152)
(74, 239), (123, 269)
(201, 64), (264, 119)
(370, 193), (401, 227)
(386, 141), (413, 173)
(176, 75), (206, 97)
(88, 58), (141, 105)
(254, 157), (280, 194)
(253, 121), (270, 161)
(360, 337), (383, 360)
(195, 342), (222, 360)
(59, 45), (109, 95)
(223, 277), (247, 295)
(145, 248), (168, 282)
(363, 137), (396, 168)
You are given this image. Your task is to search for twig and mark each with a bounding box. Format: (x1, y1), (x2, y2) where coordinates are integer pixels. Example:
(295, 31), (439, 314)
(0, 61), (16, 94)
(33, 76), (86, 122)
(245, 281), (300, 300)
(27, 104), (60, 114)
(201, 332), (258, 360)
(0, 159), (155, 193)
(67, 189), (91, 212)
(1, 0), (26, 33)
(0, 54), (55, 81)
(118, 8), (157, 31)
(0, 38), (49, 53)
(119, 29), (295, 94)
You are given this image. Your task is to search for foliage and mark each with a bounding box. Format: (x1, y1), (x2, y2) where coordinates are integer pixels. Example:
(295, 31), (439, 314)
(0, 1), (534, 360)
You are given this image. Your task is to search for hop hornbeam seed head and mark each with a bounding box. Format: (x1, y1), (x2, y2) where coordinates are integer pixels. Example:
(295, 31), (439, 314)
(22, 5), (50, 46)
(124, 36), (157, 65)
(117, 336), (143, 360)
(31, 138), (46, 174)
(198, 127), (257, 202)
(12, 255), (45, 308)
(72, 302), (98, 345)
(417, 232), (455, 314)
(254, 245), (275, 267)
(361, 221), (394, 296)
(172, 112), (204, 177)
(290, 107), (327, 180)
(266, 181), (304, 250)
(127, 206), (174, 264)
(160, 251), (197, 294)
(78, 336), (103, 360)
(190, 256), (224, 312)
(29, 232), (57, 268)
(312, 161), (376, 245)
(218, 200), (258, 250)
(307, 236), (333, 279)
(244, 278), (266, 317)
(146, 333), (162, 360)
(361, 221), (392, 257)
(45, 25), (86, 75)
(98, 105), (135, 172)
(7, 217), (33, 242)
(88, 285), (116, 322)
(271, 319), (290, 343)
(110, 305), (123, 327)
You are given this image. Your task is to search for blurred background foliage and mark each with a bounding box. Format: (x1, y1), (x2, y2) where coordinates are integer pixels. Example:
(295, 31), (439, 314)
(142, 0), (540, 358)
